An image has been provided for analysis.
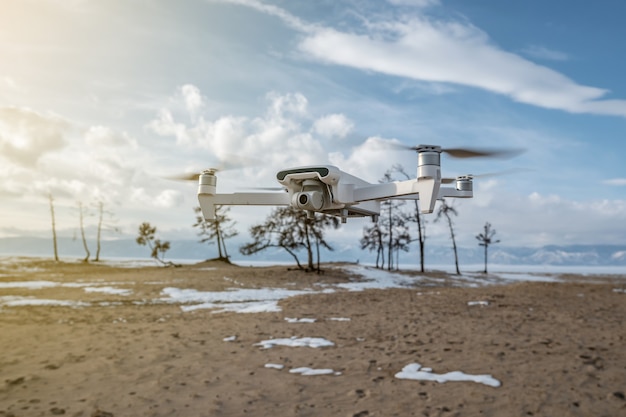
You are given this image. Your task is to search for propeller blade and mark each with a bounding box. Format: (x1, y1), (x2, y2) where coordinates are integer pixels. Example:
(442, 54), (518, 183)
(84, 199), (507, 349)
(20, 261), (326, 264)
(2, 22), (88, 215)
(166, 172), (203, 182)
(442, 147), (524, 159)
(165, 152), (263, 182)
(395, 143), (524, 159)
(165, 167), (220, 182)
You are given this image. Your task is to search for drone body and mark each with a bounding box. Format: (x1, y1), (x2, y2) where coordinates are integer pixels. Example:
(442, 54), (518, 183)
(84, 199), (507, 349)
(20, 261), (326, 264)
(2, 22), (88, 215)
(197, 145), (483, 223)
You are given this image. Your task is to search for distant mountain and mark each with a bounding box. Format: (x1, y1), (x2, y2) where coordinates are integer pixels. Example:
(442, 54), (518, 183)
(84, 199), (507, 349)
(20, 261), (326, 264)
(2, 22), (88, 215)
(1, 236), (625, 266)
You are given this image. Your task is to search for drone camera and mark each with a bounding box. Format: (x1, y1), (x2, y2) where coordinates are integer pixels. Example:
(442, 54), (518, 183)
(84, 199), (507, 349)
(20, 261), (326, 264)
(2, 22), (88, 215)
(293, 191), (324, 211)
(292, 179), (326, 211)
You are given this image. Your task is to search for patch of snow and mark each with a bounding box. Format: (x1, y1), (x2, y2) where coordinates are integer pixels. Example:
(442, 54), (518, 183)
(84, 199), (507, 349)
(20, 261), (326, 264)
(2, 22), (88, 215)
(285, 317), (316, 323)
(328, 317), (351, 321)
(223, 335), (237, 342)
(0, 295), (90, 308)
(0, 280), (58, 289)
(468, 301), (490, 307)
(265, 363), (284, 370)
(254, 336), (335, 349)
(613, 288), (626, 294)
(84, 286), (132, 296)
(161, 286), (312, 313)
(183, 300), (281, 313)
(395, 363), (501, 388)
(289, 367), (340, 376)
(334, 266), (418, 291)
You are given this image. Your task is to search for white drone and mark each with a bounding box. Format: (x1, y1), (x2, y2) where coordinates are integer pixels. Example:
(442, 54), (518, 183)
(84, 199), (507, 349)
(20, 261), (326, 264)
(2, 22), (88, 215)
(192, 144), (517, 223)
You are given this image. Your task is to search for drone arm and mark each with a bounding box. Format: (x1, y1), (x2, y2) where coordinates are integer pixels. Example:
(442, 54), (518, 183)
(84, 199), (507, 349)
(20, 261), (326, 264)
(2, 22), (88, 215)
(352, 179), (418, 201)
(437, 187), (472, 199)
(198, 192), (290, 220)
(353, 178), (442, 213)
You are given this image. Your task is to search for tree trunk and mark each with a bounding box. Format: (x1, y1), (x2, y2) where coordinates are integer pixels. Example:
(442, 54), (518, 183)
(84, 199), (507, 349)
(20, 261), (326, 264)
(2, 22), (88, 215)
(78, 202), (90, 263)
(95, 201), (103, 262)
(315, 238), (320, 273)
(216, 228), (224, 259)
(304, 221), (314, 270)
(416, 201), (425, 273)
(377, 228), (385, 269)
(49, 194), (59, 262)
(483, 244), (488, 274)
(387, 204), (393, 271)
(284, 247), (303, 270)
(446, 213), (460, 275)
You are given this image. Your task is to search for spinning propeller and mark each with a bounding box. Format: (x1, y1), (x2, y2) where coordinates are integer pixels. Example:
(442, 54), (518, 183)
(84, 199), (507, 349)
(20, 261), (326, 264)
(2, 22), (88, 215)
(398, 144), (524, 159)
(166, 153), (262, 182)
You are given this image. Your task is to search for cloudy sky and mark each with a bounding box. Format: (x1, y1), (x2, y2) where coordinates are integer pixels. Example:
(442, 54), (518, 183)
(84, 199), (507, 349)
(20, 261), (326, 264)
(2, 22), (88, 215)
(1, 0), (625, 252)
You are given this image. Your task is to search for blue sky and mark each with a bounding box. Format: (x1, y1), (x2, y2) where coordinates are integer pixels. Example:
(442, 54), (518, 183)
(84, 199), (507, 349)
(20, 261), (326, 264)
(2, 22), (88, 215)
(1, 0), (625, 252)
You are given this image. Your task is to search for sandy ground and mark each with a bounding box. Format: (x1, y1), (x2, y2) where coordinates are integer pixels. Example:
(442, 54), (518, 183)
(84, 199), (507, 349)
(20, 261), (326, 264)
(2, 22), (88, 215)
(1, 258), (625, 417)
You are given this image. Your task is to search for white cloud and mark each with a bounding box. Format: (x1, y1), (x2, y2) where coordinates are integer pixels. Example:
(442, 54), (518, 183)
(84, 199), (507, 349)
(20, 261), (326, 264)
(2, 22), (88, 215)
(180, 84), (205, 117)
(312, 113), (354, 139)
(0, 107), (70, 166)
(130, 188), (184, 209)
(328, 136), (414, 182)
(84, 125), (138, 149)
(521, 45), (569, 62)
(149, 87), (328, 173)
(387, 0), (440, 8)
(603, 178), (626, 186)
(225, 1), (626, 118)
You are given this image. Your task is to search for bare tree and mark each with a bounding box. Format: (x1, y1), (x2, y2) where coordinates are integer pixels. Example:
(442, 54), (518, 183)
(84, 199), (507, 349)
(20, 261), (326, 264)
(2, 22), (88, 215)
(93, 201), (119, 262)
(77, 201), (91, 262)
(476, 222), (500, 274)
(393, 164), (426, 272)
(436, 199), (460, 275)
(193, 205), (238, 261)
(48, 193), (59, 262)
(136, 222), (178, 267)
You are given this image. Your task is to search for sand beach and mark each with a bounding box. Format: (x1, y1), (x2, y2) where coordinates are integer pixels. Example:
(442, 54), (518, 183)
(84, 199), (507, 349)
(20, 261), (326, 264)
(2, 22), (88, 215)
(1, 258), (625, 417)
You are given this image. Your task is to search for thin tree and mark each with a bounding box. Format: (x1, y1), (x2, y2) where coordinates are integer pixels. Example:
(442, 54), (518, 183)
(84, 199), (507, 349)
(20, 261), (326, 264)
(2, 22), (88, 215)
(393, 164), (426, 272)
(435, 199), (460, 275)
(77, 201), (91, 262)
(476, 222), (500, 274)
(93, 201), (119, 262)
(49, 193), (59, 262)
(193, 205), (238, 261)
(136, 222), (178, 267)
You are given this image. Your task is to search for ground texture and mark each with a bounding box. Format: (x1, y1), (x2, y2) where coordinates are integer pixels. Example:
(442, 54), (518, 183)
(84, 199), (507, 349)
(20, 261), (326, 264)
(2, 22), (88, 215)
(1, 258), (625, 417)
